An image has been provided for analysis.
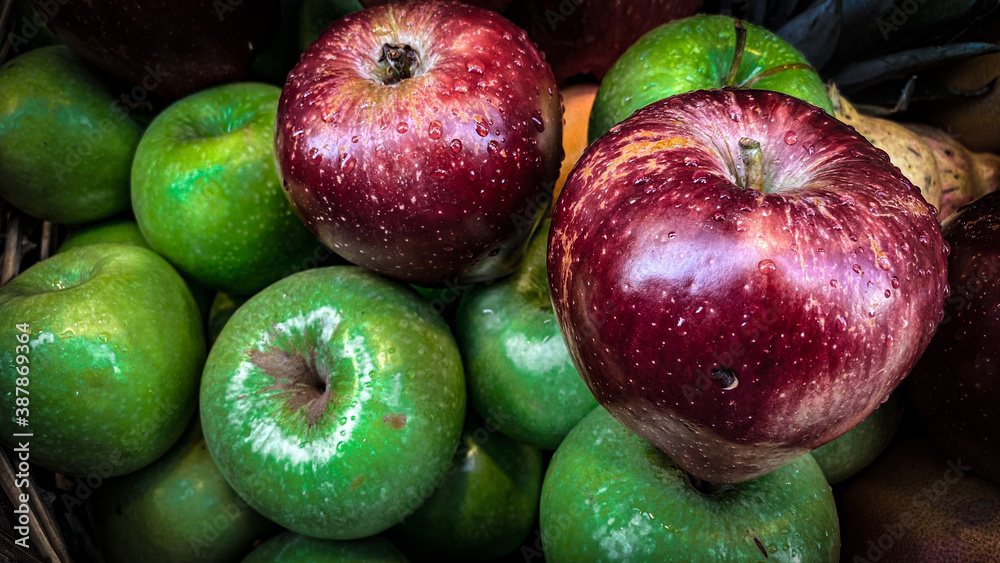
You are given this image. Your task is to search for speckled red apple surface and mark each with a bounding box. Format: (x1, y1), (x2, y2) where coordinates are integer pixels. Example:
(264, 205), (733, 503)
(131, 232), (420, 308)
(275, 1), (561, 286)
(548, 88), (949, 484)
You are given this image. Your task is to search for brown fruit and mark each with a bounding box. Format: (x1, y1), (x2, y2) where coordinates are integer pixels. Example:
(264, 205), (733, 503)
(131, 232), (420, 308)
(915, 50), (1000, 154)
(905, 123), (1000, 220)
(838, 439), (1000, 562)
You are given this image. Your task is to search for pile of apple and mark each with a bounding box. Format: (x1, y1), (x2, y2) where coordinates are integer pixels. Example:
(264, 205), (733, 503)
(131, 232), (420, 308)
(1, 0), (998, 561)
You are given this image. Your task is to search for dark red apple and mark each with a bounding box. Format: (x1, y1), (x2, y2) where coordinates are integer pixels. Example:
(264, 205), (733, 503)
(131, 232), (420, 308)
(548, 88), (949, 484)
(360, 0), (511, 11)
(907, 190), (1000, 485)
(34, 0), (279, 99)
(276, 1), (561, 286)
(505, 0), (702, 82)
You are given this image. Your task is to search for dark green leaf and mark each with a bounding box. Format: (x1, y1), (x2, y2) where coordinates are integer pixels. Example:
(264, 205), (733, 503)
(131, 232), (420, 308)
(778, 0), (842, 69)
(833, 42), (1000, 91)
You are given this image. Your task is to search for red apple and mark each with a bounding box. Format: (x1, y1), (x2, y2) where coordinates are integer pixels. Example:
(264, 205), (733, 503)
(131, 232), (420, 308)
(360, 0), (511, 11)
(505, 0), (702, 82)
(276, 0), (561, 286)
(548, 88), (948, 484)
(907, 190), (1000, 485)
(34, 0), (279, 99)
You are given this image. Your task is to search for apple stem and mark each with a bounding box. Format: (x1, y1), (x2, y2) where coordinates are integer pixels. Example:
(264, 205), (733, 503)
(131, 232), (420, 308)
(742, 62), (817, 88)
(738, 138), (764, 193)
(685, 471), (725, 495)
(724, 19), (748, 87)
(378, 43), (420, 85)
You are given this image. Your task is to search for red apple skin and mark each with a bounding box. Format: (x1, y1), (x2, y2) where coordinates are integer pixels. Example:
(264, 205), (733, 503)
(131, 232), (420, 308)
(548, 88), (949, 484)
(360, 0), (511, 11)
(34, 0), (279, 99)
(276, 1), (561, 286)
(506, 0), (702, 82)
(907, 190), (1000, 485)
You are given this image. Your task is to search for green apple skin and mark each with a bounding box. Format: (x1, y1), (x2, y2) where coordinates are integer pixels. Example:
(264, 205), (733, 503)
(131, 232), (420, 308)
(589, 14), (834, 143)
(0, 45), (142, 224)
(92, 419), (277, 563)
(132, 82), (319, 296)
(201, 266), (466, 539)
(57, 219), (214, 320)
(242, 531), (409, 562)
(811, 391), (904, 484)
(0, 244), (205, 476)
(540, 407), (840, 563)
(456, 219), (597, 450)
(390, 414), (543, 562)
(298, 0), (362, 51)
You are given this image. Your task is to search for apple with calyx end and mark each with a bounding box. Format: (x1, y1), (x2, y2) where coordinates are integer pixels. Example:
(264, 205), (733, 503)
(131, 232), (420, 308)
(132, 82), (320, 297)
(540, 407), (840, 562)
(276, 0), (562, 286)
(201, 266), (466, 539)
(589, 14), (834, 143)
(907, 189), (1000, 485)
(92, 420), (277, 563)
(456, 218), (597, 450)
(548, 88), (948, 484)
(241, 531), (409, 562)
(0, 244), (205, 477)
(34, 0), (280, 99)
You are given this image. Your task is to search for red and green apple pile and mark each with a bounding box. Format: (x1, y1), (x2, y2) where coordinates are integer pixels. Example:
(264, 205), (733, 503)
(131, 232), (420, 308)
(0, 0), (998, 561)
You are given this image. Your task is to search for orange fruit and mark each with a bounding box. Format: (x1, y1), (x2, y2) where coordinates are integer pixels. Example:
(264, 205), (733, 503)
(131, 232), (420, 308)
(552, 83), (599, 211)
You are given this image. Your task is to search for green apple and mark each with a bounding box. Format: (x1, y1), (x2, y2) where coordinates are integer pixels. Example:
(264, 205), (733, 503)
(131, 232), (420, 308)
(389, 414), (543, 562)
(589, 14), (834, 143)
(58, 219), (150, 253)
(92, 419), (277, 563)
(456, 219), (597, 450)
(811, 391), (904, 484)
(131, 82), (318, 296)
(540, 407), (840, 562)
(57, 219), (214, 320)
(0, 45), (142, 223)
(201, 266), (466, 539)
(242, 531), (409, 562)
(298, 0), (362, 51)
(0, 244), (205, 476)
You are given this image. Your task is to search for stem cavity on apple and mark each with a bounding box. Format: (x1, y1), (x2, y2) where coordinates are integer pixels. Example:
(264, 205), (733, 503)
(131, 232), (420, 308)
(378, 43), (421, 84)
(724, 19), (816, 90)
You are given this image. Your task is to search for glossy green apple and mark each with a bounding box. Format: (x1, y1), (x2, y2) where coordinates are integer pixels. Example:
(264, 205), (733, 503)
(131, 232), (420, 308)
(0, 45), (142, 223)
(589, 14), (834, 143)
(57, 219), (214, 319)
(540, 407), (840, 562)
(390, 414), (543, 562)
(132, 82), (318, 296)
(201, 266), (466, 539)
(92, 419), (276, 563)
(456, 219), (597, 450)
(811, 391), (904, 484)
(0, 244), (205, 476)
(242, 532), (409, 562)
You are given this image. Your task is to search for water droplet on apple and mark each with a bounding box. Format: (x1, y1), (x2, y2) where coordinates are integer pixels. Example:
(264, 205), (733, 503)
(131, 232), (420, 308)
(531, 111), (545, 132)
(453, 79), (469, 93)
(692, 170), (708, 184)
(713, 212), (725, 222)
(488, 249), (500, 257)
(674, 317), (688, 336)
(918, 235), (930, 246)
(467, 170), (477, 181)
(758, 259), (776, 274)
(853, 264), (863, 275)
(443, 245), (454, 252)
(351, 136), (359, 143)
(428, 120), (443, 140)
(342, 157), (356, 174)
(450, 139), (463, 153)
(885, 289), (892, 298)
(830, 279), (838, 288)
(396, 122), (409, 134)
(836, 316), (847, 330)
(684, 157), (698, 167)
(885, 334), (894, 346)
(644, 186), (657, 195)
(784, 131), (797, 145)
(467, 60), (484, 74)
(667, 232), (677, 239)
(942, 241), (951, 256)
(431, 169), (449, 179)
(877, 256), (891, 271)
(474, 116), (489, 137)
(867, 280), (875, 288)
(336, 442), (346, 452)
(487, 140), (500, 157)
(891, 276), (900, 288)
